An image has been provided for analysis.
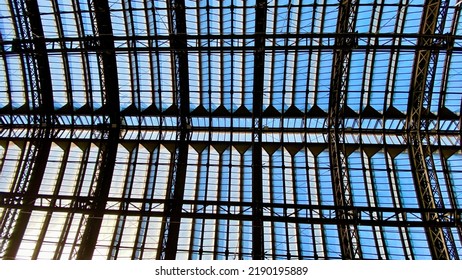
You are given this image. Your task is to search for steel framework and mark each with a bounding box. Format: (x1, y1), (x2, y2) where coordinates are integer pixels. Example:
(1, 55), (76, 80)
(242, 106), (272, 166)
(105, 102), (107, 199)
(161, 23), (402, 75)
(406, 0), (458, 260)
(0, 0), (461, 260)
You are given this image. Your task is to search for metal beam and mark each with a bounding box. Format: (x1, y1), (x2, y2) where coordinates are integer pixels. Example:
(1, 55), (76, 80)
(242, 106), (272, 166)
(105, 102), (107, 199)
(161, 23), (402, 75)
(1, 191), (461, 229)
(2, 33), (461, 53)
(327, 0), (362, 260)
(0, 0), (54, 260)
(249, 0), (267, 260)
(2, 111), (460, 125)
(406, 0), (458, 260)
(0, 133), (460, 153)
(75, 0), (120, 260)
(159, 0), (191, 260)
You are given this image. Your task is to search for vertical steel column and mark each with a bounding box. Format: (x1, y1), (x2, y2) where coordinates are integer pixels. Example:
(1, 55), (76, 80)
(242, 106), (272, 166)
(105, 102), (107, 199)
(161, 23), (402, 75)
(75, 0), (120, 259)
(159, 0), (191, 260)
(250, 0), (267, 260)
(1, 0), (53, 259)
(327, 0), (362, 259)
(406, 0), (458, 260)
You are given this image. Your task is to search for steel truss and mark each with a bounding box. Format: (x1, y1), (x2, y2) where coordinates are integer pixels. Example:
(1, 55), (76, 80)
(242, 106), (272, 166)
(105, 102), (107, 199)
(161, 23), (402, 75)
(159, 0), (191, 260)
(249, 0), (267, 260)
(0, 0), (53, 260)
(0, 0), (461, 260)
(73, 0), (120, 260)
(407, 0), (458, 260)
(1, 191), (460, 228)
(327, 0), (362, 260)
(2, 33), (460, 53)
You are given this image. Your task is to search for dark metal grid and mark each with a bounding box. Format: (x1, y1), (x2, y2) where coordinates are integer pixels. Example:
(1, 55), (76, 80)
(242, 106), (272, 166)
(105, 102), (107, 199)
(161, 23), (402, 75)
(0, 140), (460, 259)
(0, 0), (461, 260)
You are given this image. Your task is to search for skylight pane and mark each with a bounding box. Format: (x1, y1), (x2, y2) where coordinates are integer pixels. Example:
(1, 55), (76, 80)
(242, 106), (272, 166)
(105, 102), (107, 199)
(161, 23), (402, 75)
(185, 5), (198, 35)
(233, 6), (244, 35)
(137, 53), (153, 110)
(348, 52), (365, 112)
(158, 53), (174, 111)
(445, 54), (462, 113)
(58, 1), (80, 37)
(117, 53), (131, 111)
(155, 7), (170, 35)
(0, 59), (8, 107)
(245, 5), (256, 34)
(58, 144), (83, 196)
(316, 52), (332, 111)
(131, 146), (149, 199)
(447, 153), (462, 208)
(111, 10), (126, 36)
(403, 6), (423, 35)
(0, 1), (15, 41)
(87, 54), (102, 110)
(323, 5), (337, 32)
(49, 54), (68, 109)
(430, 52), (447, 113)
(78, 2), (94, 36)
(379, 4), (398, 33)
(0, 142), (22, 192)
(6, 56), (26, 109)
(133, 8), (147, 36)
(275, 5), (289, 34)
(68, 54), (87, 109)
(293, 51), (308, 112)
(188, 52), (200, 111)
(38, 143), (64, 195)
(393, 52), (413, 112)
(370, 52), (390, 112)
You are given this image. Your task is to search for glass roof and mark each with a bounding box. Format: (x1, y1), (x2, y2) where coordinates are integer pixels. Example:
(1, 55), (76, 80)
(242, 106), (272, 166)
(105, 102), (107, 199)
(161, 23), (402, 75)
(0, 0), (461, 260)
(0, 0), (461, 119)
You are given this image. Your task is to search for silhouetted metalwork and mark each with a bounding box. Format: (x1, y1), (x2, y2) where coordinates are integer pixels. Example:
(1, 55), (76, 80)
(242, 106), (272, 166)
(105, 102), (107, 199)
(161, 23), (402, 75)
(0, 0), (461, 260)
